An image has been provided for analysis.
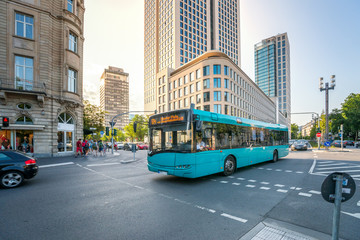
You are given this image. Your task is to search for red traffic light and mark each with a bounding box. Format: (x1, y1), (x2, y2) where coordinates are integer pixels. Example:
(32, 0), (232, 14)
(2, 117), (9, 127)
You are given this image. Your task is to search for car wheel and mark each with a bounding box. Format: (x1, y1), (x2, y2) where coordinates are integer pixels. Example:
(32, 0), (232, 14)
(1, 171), (24, 188)
(223, 155), (236, 176)
(272, 150), (278, 163)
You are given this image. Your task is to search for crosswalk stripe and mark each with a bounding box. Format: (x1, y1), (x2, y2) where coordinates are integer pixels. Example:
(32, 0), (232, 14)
(316, 165), (360, 171)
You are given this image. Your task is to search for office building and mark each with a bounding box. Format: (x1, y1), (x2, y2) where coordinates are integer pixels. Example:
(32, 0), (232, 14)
(144, 0), (241, 112)
(0, 0), (85, 157)
(100, 66), (129, 130)
(254, 33), (291, 122)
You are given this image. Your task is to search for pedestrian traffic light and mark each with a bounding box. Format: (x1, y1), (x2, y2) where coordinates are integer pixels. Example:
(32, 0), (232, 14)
(133, 121), (137, 133)
(2, 117), (9, 127)
(106, 127), (109, 136)
(113, 129), (117, 136)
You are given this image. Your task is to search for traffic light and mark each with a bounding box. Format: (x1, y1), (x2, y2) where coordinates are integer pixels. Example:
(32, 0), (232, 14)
(106, 127), (109, 136)
(113, 129), (117, 136)
(133, 121), (137, 133)
(2, 117), (9, 127)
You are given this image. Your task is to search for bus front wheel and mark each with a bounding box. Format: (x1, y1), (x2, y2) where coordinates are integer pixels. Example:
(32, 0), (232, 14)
(272, 150), (278, 163)
(223, 156), (235, 176)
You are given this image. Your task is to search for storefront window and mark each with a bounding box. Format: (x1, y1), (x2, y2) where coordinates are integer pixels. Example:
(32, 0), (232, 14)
(15, 130), (33, 153)
(57, 112), (75, 153)
(0, 130), (12, 150)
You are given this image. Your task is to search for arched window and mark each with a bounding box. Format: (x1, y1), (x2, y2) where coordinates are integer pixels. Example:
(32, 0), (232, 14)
(58, 112), (74, 124)
(17, 103), (32, 110)
(16, 116), (33, 124)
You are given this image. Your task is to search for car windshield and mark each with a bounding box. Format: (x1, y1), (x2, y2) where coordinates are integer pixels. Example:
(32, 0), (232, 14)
(294, 140), (306, 145)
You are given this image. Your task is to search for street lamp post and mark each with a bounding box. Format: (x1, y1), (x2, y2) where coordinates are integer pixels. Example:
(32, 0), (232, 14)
(319, 75), (336, 149)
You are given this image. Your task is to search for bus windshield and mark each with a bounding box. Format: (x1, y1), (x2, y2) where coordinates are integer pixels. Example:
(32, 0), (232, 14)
(150, 124), (192, 154)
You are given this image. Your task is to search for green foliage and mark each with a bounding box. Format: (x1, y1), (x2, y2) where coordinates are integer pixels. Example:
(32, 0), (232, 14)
(124, 115), (149, 142)
(83, 100), (105, 140)
(341, 93), (360, 140)
(291, 123), (299, 139)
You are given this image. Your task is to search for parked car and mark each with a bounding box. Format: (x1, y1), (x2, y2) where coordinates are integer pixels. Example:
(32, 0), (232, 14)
(116, 142), (124, 150)
(331, 140), (346, 148)
(288, 139), (296, 147)
(344, 140), (354, 146)
(137, 143), (148, 150)
(290, 140), (308, 151)
(123, 143), (138, 151)
(355, 142), (360, 148)
(0, 150), (38, 188)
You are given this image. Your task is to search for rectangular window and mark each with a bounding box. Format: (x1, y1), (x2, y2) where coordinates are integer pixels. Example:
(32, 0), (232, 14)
(214, 104), (221, 114)
(15, 55), (33, 90)
(190, 84), (194, 93)
(196, 94), (201, 103)
(203, 92), (210, 102)
(196, 69), (201, 79)
(203, 105), (210, 111)
(69, 32), (77, 53)
(67, 0), (74, 13)
(224, 91), (229, 102)
(203, 65), (210, 76)
(196, 81), (201, 91)
(214, 91), (221, 101)
(224, 79), (229, 89)
(213, 64), (221, 74)
(203, 79), (210, 89)
(190, 72), (194, 81)
(68, 68), (77, 93)
(15, 13), (34, 39)
(224, 66), (229, 75)
(214, 78), (221, 88)
(184, 86), (188, 95)
(224, 105), (229, 114)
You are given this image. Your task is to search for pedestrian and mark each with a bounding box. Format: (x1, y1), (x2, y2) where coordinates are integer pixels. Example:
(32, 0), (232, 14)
(92, 140), (98, 157)
(84, 139), (89, 156)
(98, 140), (104, 156)
(75, 139), (82, 158)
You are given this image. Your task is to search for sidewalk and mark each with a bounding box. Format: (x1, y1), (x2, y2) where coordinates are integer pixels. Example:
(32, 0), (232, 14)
(239, 218), (336, 240)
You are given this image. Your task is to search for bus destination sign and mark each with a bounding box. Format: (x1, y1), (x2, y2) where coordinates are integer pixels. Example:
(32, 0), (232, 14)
(150, 111), (187, 126)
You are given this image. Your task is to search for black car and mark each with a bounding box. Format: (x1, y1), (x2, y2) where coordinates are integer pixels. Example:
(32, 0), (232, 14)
(355, 142), (360, 148)
(290, 140), (308, 151)
(345, 140), (354, 146)
(0, 150), (38, 188)
(331, 140), (346, 148)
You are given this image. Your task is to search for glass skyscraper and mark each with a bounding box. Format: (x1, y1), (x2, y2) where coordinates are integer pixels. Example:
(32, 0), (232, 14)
(254, 33), (291, 121)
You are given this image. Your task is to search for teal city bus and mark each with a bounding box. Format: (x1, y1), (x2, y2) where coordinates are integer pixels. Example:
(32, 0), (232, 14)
(147, 107), (289, 178)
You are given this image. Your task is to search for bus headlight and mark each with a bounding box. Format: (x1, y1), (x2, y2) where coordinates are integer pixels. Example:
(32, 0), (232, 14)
(175, 165), (191, 169)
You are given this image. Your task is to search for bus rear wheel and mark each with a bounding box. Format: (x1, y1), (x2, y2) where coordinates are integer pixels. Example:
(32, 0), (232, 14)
(223, 156), (235, 176)
(272, 150), (278, 163)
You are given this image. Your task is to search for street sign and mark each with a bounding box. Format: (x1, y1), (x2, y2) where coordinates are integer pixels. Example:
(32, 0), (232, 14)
(100, 131), (104, 135)
(324, 141), (331, 147)
(321, 172), (356, 203)
(89, 127), (96, 130)
(316, 132), (321, 138)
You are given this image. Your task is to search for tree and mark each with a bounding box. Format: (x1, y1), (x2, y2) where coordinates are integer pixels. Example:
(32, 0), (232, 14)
(83, 100), (105, 140)
(291, 123), (299, 139)
(342, 93), (360, 140)
(124, 115), (149, 142)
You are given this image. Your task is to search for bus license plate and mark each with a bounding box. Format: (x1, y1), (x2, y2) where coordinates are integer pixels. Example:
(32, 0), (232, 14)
(158, 171), (168, 175)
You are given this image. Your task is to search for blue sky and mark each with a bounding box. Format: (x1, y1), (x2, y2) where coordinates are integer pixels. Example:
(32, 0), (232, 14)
(84, 0), (360, 126)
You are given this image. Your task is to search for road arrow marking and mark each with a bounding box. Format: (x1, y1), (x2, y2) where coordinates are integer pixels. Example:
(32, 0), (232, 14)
(341, 211), (360, 219)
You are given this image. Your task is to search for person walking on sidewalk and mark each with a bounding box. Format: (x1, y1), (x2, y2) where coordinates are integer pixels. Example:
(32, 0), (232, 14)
(98, 140), (104, 157)
(75, 139), (82, 158)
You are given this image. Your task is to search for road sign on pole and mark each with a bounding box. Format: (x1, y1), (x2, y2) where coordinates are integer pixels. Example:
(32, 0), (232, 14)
(316, 132), (321, 138)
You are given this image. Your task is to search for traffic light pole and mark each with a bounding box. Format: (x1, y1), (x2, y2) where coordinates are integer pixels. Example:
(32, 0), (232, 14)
(110, 110), (156, 155)
(320, 76), (335, 150)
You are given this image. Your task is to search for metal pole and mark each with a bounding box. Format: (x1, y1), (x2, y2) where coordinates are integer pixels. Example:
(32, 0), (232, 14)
(111, 124), (114, 155)
(317, 114), (320, 150)
(332, 174), (343, 240)
(340, 124), (343, 151)
(325, 83), (329, 150)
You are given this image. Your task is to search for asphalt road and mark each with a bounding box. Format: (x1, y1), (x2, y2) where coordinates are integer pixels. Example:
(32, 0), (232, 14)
(1, 148), (359, 240)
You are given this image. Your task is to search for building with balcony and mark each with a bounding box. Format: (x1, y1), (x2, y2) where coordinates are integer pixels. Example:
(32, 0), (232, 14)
(100, 66), (129, 130)
(0, 0), (85, 157)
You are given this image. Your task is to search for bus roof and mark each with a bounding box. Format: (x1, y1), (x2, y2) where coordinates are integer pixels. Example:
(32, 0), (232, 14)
(192, 109), (288, 131)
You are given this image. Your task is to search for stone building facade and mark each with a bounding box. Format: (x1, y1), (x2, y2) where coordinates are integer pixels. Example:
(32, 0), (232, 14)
(0, 0), (85, 157)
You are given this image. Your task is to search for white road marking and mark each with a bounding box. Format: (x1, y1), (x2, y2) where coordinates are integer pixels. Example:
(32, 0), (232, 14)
(260, 182), (270, 185)
(220, 181), (228, 184)
(221, 213), (248, 223)
(87, 163), (121, 167)
(39, 162), (74, 168)
(210, 179), (217, 181)
(319, 161), (334, 164)
(317, 165), (360, 171)
(316, 170), (360, 174)
(309, 190), (321, 195)
(275, 169), (282, 171)
(277, 189), (288, 193)
(357, 201), (360, 207)
(341, 211), (360, 220)
(248, 179), (257, 182)
(232, 183), (241, 186)
(134, 186), (144, 190)
(266, 168), (273, 170)
(260, 187), (270, 190)
(299, 192), (312, 197)
(285, 170), (292, 173)
(258, 167), (264, 170)
(296, 188), (302, 190)
(237, 178), (246, 180)
(274, 184), (285, 187)
(317, 163), (347, 167)
(309, 159), (316, 174)
(246, 185), (256, 188)
(195, 205), (216, 213)
(227, 176), (234, 178)
(296, 171), (304, 174)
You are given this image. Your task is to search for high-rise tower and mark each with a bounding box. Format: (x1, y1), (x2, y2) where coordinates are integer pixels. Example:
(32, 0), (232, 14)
(144, 0), (241, 112)
(254, 33), (291, 121)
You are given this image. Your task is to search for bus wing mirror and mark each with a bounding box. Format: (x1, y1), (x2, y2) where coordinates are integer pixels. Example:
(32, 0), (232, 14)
(195, 120), (203, 131)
